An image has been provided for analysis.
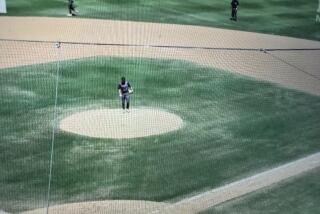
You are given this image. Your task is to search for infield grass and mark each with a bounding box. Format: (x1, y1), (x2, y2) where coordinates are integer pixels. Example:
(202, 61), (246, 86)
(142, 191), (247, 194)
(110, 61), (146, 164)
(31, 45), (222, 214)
(201, 168), (320, 214)
(0, 57), (320, 212)
(2, 0), (320, 41)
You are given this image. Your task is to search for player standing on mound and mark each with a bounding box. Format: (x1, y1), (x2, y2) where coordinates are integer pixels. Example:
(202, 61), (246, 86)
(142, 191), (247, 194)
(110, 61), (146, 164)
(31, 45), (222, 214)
(118, 77), (133, 113)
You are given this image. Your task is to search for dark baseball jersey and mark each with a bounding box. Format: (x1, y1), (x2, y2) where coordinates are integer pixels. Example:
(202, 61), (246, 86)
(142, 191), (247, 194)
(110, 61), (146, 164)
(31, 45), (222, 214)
(118, 81), (131, 94)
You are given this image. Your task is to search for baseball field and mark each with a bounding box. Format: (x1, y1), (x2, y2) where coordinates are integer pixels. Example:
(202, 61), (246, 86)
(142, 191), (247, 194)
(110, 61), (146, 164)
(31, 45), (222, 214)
(3, 0), (320, 40)
(0, 1), (320, 214)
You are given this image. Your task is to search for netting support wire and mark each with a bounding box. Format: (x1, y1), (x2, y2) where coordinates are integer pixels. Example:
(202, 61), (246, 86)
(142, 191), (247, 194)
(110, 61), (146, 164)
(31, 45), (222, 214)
(46, 42), (61, 214)
(1, 38), (320, 52)
(265, 51), (320, 81)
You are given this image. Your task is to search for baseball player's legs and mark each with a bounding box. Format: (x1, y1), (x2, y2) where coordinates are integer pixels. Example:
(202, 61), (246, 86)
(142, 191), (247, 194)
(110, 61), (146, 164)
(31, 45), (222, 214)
(121, 93), (130, 110)
(121, 95), (126, 109)
(68, 2), (77, 15)
(231, 8), (237, 21)
(124, 94), (130, 109)
(234, 8), (238, 21)
(231, 9), (235, 19)
(68, 3), (72, 13)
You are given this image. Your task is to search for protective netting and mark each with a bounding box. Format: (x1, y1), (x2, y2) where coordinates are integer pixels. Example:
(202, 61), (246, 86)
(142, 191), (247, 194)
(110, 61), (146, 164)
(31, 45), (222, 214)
(1, 22), (320, 214)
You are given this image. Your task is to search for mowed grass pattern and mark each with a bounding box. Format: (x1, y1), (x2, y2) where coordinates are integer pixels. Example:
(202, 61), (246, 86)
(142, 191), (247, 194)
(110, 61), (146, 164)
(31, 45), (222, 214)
(201, 169), (320, 214)
(3, 0), (320, 41)
(0, 57), (320, 212)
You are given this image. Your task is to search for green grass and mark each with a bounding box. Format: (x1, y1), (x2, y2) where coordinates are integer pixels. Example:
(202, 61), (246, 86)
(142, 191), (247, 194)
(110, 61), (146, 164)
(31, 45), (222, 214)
(201, 169), (320, 214)
(2, 0), (320, 41)
(0, 57), (320, 212)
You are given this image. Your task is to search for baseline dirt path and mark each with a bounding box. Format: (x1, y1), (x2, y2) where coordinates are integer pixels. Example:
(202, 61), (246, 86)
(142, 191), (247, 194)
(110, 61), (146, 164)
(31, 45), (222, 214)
(0, 16), (319, 214)
(1, 17), (320, 95)
(21, 200), (168, 214)
(153, 152), (320, 213)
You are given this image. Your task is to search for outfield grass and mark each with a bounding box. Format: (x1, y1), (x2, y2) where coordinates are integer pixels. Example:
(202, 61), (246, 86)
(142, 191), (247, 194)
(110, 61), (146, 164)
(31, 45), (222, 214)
(0, 57), (320, 212)
(201, 169), (320, 214)
(2, 0), (320, 41)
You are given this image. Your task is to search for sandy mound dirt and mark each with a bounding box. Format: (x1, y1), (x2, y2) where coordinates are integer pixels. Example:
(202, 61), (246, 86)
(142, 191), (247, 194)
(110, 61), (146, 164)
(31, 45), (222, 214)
(59, 108), (183, 139)
(21, 200), (168, 214)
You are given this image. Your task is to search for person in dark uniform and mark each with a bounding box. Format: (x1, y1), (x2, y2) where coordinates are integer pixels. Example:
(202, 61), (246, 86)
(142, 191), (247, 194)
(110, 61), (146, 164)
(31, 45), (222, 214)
(118, 77), (133, 113)
(230, 0), (239, 21)
(67, 0), (78, 16)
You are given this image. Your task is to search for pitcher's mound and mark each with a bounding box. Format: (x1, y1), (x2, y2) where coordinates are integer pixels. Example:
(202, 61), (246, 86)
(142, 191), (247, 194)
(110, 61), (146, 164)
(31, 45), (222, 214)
(59, 108), (183, 139)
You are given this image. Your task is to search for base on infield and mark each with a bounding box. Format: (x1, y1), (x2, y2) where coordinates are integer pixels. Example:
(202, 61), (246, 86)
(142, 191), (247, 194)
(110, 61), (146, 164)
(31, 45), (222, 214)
(59, 108), (183, 139)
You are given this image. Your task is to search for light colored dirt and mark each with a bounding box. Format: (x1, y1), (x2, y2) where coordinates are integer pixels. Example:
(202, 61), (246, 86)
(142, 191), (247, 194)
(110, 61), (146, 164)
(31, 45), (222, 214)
(21, 200), (168, 214)
(1, 17), (320, 95)
(59, 108), (183, 139)
(0, 16), (320, 214)
(1, 17), (320, 49)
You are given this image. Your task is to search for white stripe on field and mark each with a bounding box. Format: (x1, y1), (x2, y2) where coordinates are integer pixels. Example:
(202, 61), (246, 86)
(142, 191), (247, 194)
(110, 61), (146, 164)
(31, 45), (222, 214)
(153, 152), (320, 214)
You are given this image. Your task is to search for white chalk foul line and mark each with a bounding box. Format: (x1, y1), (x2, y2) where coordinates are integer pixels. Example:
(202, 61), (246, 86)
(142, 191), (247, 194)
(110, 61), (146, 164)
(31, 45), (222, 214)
(152, 152), (320, 213)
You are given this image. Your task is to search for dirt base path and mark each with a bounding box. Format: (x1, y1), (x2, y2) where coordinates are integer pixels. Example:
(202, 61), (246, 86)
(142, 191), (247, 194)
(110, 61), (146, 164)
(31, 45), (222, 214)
(21, 200), (168, 214)
(153, 152), (320, 213)
(1, 17), (320, 95)
(0, 16), (319, 214)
